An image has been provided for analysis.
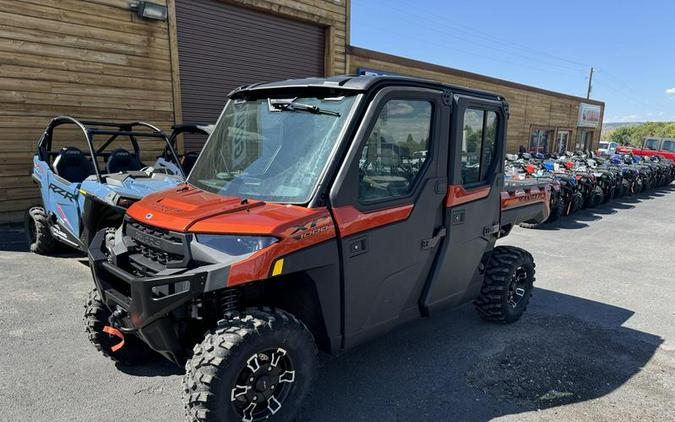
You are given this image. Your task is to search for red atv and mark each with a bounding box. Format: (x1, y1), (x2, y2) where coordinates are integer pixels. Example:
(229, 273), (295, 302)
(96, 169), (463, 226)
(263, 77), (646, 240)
(85, 76), (549, 421)
(616, 137), (675, 161)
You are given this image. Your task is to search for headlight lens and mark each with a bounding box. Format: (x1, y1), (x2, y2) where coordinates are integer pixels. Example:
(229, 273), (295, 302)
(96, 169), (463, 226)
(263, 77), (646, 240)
(196, 234), (277, 256)
(116, 196), (138, 208)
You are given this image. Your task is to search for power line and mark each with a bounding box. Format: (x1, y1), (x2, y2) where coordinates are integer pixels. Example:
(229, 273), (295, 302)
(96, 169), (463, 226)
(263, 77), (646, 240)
(593, 79), (657, 112)
(597, 69), (671, 110)
(368, 0), (591, 71)
(355, 22), (587, 80)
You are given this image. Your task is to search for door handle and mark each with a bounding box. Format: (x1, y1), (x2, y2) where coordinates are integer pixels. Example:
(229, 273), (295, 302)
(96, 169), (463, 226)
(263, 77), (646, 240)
(421, 227), (446, 250)
(482, 224), (500, 237)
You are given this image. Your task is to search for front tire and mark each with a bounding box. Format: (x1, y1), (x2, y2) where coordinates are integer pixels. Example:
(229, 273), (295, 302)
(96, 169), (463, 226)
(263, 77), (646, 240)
(183, 308), (317, 422)
(474, 246), (535, 323)
(83, 288), (157, 365)
(569, 191), (584, 214)
(586, 185), (604, 208)
(24, 207), (56, 255)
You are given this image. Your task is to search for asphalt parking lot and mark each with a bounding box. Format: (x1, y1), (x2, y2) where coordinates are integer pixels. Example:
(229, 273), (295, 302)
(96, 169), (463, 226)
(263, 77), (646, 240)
(1, 185), (674, 422)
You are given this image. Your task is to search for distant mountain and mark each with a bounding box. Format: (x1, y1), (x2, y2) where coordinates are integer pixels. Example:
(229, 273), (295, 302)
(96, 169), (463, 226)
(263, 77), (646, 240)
(603, 122), (643, 131)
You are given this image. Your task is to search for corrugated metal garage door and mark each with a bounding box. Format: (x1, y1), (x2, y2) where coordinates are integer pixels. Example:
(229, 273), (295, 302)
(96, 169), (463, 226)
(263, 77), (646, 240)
(176, 0), (326, 151)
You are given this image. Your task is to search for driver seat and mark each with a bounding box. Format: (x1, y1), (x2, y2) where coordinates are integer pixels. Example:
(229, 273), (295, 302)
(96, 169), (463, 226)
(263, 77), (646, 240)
(53, 147), (95, 184)
(106, 148), (143, 174)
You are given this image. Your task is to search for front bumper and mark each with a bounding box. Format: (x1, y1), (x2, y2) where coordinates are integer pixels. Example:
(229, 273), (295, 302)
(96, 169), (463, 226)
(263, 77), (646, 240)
(88, 229), (207, 361)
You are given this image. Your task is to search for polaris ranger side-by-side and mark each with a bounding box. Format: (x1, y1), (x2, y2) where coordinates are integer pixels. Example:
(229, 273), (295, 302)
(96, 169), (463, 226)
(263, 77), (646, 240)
(86, 76), (549, 422)
(25, 117), (211, 254)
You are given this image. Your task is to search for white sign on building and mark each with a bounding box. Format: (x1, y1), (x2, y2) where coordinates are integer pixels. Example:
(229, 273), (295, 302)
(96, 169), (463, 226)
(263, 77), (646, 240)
(578, 103), (601, 128)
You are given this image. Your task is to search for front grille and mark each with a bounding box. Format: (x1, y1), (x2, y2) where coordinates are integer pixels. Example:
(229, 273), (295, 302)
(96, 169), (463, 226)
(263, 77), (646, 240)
(125, 218), (190, 275)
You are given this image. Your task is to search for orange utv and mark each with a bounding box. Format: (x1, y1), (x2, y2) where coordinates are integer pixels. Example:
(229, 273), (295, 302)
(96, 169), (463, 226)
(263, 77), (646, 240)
(86, 76), (549, 422)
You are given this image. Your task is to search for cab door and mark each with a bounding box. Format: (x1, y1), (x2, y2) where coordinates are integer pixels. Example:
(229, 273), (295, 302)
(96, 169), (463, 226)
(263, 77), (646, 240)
(421, 95), (507, 314)
(329, 87), (450, 348)
(46, 169), (83, 243)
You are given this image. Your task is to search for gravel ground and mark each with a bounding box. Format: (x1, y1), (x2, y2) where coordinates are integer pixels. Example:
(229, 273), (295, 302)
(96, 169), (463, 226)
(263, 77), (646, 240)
(0, 185), (673, 422)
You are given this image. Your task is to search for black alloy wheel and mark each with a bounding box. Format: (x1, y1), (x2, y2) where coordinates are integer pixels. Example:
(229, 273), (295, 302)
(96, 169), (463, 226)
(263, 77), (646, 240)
(231, 348), (296, 421)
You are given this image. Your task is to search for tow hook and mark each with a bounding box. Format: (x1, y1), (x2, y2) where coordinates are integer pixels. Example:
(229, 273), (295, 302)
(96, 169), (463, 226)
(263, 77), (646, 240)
(102, 326), (125, 352)
(104, 307), (128, 352)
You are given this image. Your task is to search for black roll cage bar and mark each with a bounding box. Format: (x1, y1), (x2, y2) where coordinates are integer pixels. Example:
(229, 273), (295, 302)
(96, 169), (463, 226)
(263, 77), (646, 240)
(37, 116), (184, 182)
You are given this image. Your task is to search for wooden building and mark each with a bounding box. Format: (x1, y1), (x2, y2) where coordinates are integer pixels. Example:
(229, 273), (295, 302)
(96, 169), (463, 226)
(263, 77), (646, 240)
(0, 0), (603, 223)
(348, 47), (605, 155)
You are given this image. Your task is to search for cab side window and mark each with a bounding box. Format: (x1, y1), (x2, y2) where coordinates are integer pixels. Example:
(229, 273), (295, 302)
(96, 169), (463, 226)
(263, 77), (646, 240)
(461, 108), (498, 184)
(358, 100), (432, 203)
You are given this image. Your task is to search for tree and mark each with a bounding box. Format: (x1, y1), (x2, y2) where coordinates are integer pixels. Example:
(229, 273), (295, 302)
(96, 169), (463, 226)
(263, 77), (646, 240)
(604, 122), (675, 146)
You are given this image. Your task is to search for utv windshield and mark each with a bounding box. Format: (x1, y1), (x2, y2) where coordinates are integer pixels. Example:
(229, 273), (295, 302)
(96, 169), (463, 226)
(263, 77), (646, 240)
(187, 95), (358, 203)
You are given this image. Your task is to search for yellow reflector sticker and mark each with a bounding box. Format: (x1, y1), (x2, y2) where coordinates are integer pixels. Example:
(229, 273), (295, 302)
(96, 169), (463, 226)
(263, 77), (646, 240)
(272, 259), (284, 276)
(79, 189), (87, 195)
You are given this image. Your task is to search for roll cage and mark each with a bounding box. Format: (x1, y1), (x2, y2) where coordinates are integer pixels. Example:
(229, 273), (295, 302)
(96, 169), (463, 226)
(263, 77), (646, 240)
(37, 116), (184, 182)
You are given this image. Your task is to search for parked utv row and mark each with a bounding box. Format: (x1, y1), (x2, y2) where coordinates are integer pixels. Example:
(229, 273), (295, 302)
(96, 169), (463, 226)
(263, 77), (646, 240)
(24, 75), (672, 422)
(506, 150), (675, 229)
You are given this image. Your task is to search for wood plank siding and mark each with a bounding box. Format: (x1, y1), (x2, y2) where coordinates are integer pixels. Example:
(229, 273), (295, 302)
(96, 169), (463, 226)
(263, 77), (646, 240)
(0, 0), (348, 223)
(347, 46), (605, 154)
(0, 1), (601, 224)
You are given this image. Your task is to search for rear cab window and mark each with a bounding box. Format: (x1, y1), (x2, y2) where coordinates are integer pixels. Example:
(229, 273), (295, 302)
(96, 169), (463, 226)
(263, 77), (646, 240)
(644, 138), (661, 150)
(461, 108), (499, 185)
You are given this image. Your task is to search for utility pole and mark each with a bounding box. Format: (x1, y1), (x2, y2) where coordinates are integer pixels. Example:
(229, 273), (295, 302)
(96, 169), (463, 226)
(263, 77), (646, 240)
(586, 67), (594, 99)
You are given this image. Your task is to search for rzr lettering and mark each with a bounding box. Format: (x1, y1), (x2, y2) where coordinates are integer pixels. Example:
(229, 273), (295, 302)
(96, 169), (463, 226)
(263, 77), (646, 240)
(48, 183), (76, 201)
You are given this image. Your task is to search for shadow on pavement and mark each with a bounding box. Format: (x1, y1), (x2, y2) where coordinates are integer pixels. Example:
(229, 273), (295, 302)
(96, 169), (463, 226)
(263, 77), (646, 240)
(115, 358), (184, 377)
(0, 225), (30, 252)
(0, 223), (84, 257)
(299, 288), (661, 422)
(522, 184), (673, 231)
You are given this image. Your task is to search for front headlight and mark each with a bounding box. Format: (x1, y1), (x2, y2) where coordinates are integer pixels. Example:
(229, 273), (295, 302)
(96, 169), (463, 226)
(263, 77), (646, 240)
(196, 234), (278, 256)
(116, 196), (138, 208)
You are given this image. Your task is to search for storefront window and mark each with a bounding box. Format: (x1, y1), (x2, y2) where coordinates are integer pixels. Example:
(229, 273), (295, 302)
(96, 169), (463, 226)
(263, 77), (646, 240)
(529, 128), (551, 153)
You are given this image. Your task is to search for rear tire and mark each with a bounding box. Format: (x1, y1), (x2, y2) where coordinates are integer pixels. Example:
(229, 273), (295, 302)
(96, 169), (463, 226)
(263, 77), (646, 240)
(546, 195), (564, 223)
(83, 288), (157, 365)
(183, 308), (317, 422)
(474, 246), (535, 324)
(24, 207), (56, 255)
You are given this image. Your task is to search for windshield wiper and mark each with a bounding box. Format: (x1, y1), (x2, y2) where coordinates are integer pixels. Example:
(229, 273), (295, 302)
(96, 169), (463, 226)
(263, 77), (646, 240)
(271, 101), (340, 117)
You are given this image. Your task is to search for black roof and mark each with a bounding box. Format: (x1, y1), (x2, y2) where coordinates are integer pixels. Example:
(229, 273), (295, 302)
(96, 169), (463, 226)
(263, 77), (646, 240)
(228, 75), (504, 102)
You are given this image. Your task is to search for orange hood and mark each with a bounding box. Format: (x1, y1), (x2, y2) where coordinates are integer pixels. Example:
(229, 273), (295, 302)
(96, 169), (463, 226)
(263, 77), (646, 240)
(126, 185), (329, 237)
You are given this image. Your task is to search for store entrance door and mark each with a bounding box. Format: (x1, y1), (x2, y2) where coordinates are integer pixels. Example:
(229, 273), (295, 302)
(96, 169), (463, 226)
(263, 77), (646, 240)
(556, 130), (570, 154)
(576, 130), (594, 152)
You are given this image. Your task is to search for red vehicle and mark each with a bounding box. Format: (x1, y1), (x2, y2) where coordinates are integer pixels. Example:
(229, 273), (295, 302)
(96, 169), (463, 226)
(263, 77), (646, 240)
(85, 76), (549, 421)
(616, 137), (675, 161)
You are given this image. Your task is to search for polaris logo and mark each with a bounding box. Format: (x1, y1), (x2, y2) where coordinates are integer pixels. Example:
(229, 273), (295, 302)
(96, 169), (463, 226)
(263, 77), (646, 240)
(145, 213), (153, 220)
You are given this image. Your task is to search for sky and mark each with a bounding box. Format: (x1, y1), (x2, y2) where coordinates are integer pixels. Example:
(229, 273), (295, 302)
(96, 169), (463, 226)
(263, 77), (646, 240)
(350, 0), (675, 123)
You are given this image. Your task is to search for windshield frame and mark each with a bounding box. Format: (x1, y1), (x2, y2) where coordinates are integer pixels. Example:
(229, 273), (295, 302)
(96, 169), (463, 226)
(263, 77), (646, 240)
(186, 93), (364, 205)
